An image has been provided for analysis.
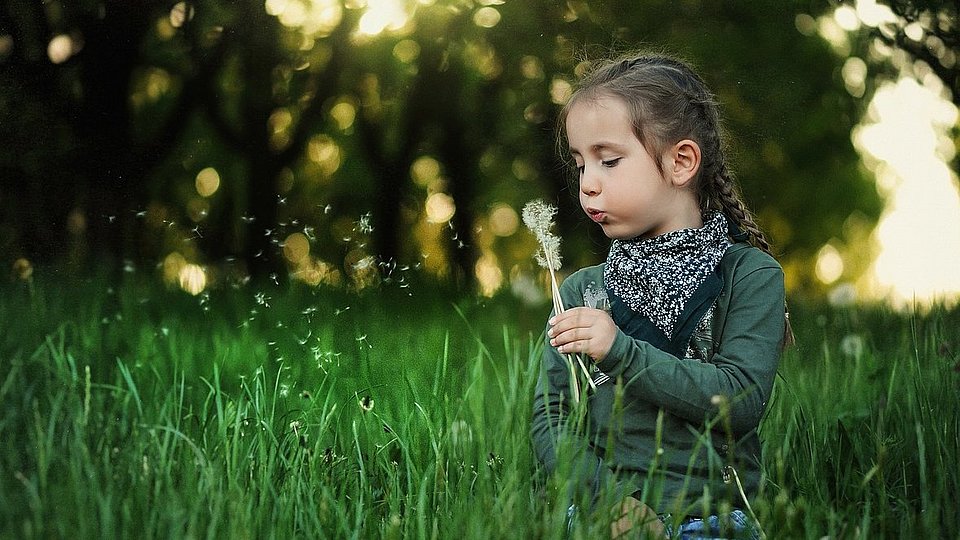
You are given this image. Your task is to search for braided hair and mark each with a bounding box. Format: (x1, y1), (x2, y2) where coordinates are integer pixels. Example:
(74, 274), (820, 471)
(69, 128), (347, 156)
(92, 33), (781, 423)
(559, 52), (794, 346)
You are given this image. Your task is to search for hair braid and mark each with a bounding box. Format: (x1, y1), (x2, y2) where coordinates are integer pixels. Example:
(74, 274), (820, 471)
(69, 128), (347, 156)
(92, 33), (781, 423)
(711, 164), (771, 254)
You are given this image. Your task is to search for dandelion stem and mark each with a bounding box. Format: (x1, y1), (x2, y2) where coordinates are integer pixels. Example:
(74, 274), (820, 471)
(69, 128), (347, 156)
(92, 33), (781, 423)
(523, 199), (597, 401)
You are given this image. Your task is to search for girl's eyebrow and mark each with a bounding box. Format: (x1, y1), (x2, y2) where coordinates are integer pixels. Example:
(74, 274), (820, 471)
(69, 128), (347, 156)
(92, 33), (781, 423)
(569, 142), (625, 154)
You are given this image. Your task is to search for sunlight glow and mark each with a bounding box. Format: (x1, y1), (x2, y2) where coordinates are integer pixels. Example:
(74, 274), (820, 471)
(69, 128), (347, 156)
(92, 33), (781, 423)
(267, 0), (343, 36)
(854, 78), (960, 306)
(357, 0), (410, 36)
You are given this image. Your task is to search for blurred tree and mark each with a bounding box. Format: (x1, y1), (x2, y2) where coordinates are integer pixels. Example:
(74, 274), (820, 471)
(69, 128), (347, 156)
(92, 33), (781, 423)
(0, 0), (883, 296)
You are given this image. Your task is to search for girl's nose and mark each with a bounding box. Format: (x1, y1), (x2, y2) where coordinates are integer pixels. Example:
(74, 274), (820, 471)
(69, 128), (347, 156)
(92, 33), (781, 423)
(580, 169), (600, 196)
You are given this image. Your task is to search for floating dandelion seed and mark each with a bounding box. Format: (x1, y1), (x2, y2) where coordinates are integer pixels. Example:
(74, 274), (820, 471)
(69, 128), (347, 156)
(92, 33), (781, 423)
(356, 212), (374, 234)
(522, 199), (594, 402)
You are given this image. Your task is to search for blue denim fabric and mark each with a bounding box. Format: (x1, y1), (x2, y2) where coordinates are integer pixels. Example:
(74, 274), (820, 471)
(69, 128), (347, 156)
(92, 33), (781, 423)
(660, 510), (761, 540)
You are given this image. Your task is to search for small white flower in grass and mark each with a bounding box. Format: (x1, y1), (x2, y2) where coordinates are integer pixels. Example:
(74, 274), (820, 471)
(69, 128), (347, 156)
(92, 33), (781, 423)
(359, 395), (374, 412)
(840, 334), (865, 359)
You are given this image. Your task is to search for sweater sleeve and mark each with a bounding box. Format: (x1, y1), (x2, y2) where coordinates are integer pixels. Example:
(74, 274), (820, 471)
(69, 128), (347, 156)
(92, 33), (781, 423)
(530, 273), (632, 505)
(594, 263), (785, 436)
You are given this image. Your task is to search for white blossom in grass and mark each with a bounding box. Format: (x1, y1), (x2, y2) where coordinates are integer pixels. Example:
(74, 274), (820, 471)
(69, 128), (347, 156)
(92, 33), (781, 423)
(840, 334), (865, 359)
(359, 395), (375, 412)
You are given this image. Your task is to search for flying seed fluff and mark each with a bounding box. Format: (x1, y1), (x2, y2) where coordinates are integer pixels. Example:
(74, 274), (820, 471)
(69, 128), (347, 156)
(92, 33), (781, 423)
(558, 52), (794, 347)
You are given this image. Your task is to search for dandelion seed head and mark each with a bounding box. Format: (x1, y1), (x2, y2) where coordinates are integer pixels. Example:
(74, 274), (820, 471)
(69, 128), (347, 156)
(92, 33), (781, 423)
(522, 200), (561, 271)
(521, 199), (557, 238)
(533, 233), (562, 270)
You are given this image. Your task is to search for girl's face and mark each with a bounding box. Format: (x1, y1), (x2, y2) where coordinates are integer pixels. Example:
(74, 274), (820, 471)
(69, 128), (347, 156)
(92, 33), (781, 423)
(566, 95), (701, 240)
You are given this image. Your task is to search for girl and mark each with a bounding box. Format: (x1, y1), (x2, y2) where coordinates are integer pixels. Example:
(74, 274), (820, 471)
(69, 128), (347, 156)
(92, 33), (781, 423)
(531, 53), (790, 539)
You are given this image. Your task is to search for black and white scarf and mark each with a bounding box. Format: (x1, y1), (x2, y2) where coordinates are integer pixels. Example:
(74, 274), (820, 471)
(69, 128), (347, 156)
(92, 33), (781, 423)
(603, 212), (731, 339)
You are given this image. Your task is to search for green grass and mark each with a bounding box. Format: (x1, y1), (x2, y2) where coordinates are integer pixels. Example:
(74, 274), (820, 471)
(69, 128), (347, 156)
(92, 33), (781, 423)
(2, 274), (958, 538)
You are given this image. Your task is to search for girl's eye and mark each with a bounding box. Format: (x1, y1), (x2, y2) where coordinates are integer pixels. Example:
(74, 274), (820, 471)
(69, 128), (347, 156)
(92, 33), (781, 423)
(601, 158), (622, 168)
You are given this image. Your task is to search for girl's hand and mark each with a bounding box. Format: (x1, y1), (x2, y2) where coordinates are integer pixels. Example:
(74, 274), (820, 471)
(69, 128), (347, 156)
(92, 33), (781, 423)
(610, 497), (665, 539)
(548, 307), (617, 362)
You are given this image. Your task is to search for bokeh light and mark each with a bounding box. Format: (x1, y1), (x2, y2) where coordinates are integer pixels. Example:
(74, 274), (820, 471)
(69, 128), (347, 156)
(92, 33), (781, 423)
(815, 244), (844, 285)
(47, 34), (75, 64)
(393, 39), (420, 63)
(169, 2), (195, 28)
(178, 263), (207, 295)
(0, 35), (14, 61)
(357, 0), (410, 36)
(473, 7), (501, 28)
(195, 167), (221, 197)
(283, 232), (310, 265)
(266, 0), (343, 36)
(307, 135), (342, 178)
(488, 204), (519, 237)
(411, 156), (441, 187)
(425, 193), (455, 224)
(12, 258), (33, 281)
(329, 100), (356, 130)
(475, 253), (503, 296)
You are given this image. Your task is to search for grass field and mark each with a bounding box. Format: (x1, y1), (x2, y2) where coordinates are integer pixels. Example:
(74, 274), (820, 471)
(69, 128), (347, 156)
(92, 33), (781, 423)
(2, 272), (958, 539)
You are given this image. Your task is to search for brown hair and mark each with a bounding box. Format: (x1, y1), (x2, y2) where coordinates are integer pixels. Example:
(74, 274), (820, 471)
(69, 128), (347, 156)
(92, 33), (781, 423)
(559, 52), (794, 346)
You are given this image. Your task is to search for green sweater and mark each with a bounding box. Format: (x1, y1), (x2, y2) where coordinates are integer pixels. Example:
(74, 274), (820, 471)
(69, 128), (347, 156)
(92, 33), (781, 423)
(531, 243), (785, 514)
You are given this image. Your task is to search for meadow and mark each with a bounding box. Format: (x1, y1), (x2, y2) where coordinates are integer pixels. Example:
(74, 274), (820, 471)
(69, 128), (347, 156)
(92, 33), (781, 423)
(2, 272), (958, 539)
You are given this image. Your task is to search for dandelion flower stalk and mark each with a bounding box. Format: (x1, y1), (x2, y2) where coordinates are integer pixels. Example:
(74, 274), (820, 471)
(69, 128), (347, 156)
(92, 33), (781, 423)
(522, 200), (595, 402)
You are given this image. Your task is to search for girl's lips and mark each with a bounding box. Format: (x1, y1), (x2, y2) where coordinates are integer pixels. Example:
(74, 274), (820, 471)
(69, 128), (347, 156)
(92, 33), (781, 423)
(587, 209), (605, 223)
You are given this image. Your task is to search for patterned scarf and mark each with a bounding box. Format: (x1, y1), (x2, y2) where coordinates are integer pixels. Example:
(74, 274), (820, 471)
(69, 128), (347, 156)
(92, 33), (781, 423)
(604, 212), (732, 338)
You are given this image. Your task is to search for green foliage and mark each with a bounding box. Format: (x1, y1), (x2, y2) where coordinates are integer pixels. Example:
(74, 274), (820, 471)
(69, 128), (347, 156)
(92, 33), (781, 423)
(1, 0), (881, 294)
(3, 276), (957, 538)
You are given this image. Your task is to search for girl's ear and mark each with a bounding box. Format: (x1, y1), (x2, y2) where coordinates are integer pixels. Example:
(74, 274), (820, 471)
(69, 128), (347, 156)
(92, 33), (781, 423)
(667, 139), (701, 188)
